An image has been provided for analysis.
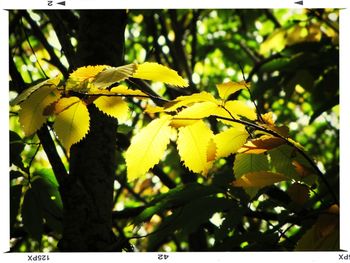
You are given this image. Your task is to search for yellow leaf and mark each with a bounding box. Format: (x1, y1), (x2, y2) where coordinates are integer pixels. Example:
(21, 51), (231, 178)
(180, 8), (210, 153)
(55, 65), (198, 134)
(11, 75), (61, 106)
(261, 112), (275, 126)
(109, 85), (148, 97)
(207, 138), (217, 162)
(237, 135), (285, 154)
(232, 171), (288, 188)
(18, 85), (61, 136)
(260, 28), (287, 55)
(144, 104), (165, 114)
(171, 101), (218, 127)
(92, 64), (137, 89)
(224, 100), (257, 120)
(177, 120), (213, 174)
(53, 97), (90, 152)
(125, 115), (173, 181)
(93, 96), (129, 122)
(216, 81), (248, 101)
(68, 65), (107, 82)
(133, 62), (188, 87)
(52, 96), (80, 115)
(214, 126), (249, 158)
(164, 91), (217, 112)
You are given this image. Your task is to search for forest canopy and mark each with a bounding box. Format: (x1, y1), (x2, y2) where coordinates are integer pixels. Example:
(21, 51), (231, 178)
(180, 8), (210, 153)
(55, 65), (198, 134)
(9, 9), (339, 252)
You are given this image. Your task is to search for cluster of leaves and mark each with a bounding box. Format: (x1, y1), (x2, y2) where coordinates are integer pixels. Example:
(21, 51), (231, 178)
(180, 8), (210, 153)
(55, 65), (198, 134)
(12, 60), (316, 193)
(11, 62), (188, 152)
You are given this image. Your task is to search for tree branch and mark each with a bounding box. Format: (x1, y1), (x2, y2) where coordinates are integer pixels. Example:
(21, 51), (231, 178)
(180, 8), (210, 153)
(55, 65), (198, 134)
(22, 10), (69, 78)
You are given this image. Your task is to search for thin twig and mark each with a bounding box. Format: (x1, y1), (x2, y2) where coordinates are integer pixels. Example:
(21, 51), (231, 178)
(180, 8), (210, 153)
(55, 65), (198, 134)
(238, 62), (264, 122)
(20, 18), (48, 79)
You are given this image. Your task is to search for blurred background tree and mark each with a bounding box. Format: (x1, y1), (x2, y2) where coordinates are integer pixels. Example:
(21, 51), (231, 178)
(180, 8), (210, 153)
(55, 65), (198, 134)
(9, 9), (339, 252)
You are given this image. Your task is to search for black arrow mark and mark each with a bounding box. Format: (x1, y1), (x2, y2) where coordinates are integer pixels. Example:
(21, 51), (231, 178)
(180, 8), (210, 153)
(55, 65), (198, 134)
(57, 1), (65, 6)
(294, 0), (303, 5)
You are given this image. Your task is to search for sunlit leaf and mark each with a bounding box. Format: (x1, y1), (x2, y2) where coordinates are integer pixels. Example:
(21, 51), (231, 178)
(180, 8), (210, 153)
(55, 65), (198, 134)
(238, 135), (285, 154)
(125, 115), (173, 181)
(53, 97), (90, 152)
(94, 96), (129, 122)
(109, 85), (148, 97)
(232, 171), (288, 188)
(133, 62), (189, 87)
(164, 91), (217, 112)
(260, 28), (287, 55)
(214, 125), (249, 158)
(224, 100), (257, 120)
(51, 96), (80, 115)
(261, 112), (275, 126)
(145, 104), (165, 114)
(207, 138), (217, 162)
(68, 65), (107, 82)
(171, 101), (218, 127)
(10, 75), (61, 106)
(92, 63), (137, 89)
(234, 153), (269, 178)
(216, 81), (248, 101)
(177, 120), (213, 174)
(18, 85), (61, 136)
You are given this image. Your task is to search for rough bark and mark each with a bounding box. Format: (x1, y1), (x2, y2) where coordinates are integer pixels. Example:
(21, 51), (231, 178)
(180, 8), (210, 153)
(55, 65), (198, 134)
(58, 10), (127, 252)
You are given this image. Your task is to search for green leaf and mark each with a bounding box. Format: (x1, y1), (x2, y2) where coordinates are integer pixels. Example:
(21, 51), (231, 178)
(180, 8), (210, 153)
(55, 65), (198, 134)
(133, 183), (223, 225)
(269, 145), (317, 185)
(22, 188), (43, 241)
(269, 145), (297, 178)
(31, 177), (63, 233)
(234, 153), (269, 178)
(36, 168), (59, 187)
(259, 57), (291, 73)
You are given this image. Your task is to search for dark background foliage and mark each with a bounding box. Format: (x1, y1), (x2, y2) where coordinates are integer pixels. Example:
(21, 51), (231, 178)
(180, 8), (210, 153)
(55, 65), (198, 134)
(9, 9), (339, 252)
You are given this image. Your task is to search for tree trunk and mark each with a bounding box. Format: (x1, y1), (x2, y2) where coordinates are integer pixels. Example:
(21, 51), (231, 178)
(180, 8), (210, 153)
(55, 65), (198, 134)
(58, 10), (127, 252)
